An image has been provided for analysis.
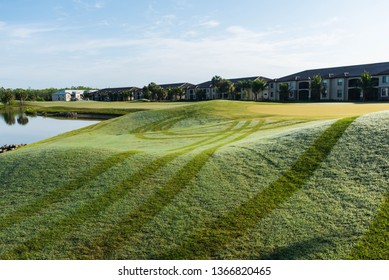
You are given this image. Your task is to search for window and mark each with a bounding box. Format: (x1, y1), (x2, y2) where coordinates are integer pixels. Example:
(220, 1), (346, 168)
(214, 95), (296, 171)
(382, 76), (389, 84)
(289, 92), (294, 98)
(381, 88), (389, 97)
(337, 89), (343, 98)
(270, 92), (274, 98)
(337, 79), (343, 86)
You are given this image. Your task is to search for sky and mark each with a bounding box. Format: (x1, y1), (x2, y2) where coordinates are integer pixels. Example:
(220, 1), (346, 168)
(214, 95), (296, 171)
(1, 0), (389, 89)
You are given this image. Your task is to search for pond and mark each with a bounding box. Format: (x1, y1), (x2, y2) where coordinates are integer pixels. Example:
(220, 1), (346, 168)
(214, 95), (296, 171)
(0, 109), (100, 146)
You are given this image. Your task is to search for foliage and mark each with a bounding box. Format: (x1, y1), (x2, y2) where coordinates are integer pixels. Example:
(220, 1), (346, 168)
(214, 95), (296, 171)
(0, 88), (15, 105)
(218, 79), (235, 100)
(251, 78), (268, 101)
(236, 80), (252, 100)
(146, 83), (166, 101)
(167, 87), (185, 101)
(357, 71), (374, 101)
(142, 86), (150, 100)
(278, 83), (291, 102)
(195, 88), (207, 101)
(310, 74), (323, 101)
(0, 86), (95, 102)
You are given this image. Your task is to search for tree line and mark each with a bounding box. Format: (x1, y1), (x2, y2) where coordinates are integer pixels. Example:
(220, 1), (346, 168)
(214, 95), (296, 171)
(0, 86), (95, 105)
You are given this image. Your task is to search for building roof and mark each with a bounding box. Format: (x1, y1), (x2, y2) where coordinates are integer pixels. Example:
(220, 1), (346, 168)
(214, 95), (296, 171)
(190, 76), (272, 89)
(229, 76), (272, 83)
(52, 89), (88, 95)
(158, 82), (194, 89)
(95, 87), (140, 94)
(277, 62), (389, 82)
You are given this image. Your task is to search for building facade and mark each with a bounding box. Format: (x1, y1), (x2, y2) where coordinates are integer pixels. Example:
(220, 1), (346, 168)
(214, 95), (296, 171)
(52, 90), (96, 101)
(186, 76), (272, 101)
(270, 62), (389, 102)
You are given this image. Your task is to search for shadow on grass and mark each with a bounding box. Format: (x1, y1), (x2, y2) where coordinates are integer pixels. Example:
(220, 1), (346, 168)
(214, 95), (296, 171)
(259, 236), (337, 260)
(156, 117), (357, 259)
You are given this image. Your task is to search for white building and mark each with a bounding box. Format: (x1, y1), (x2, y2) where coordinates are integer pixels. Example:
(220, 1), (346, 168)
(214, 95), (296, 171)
(52, 90), (96, 101)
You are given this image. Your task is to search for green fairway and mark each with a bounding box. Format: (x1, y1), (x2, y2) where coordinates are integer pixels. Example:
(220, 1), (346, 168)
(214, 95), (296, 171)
(0, 101), (388, 259)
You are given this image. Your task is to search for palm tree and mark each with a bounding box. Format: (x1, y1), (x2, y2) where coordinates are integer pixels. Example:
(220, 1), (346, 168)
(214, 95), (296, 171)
(175, 87), (185, 100)
(358, 71), (373, 102)
(218, 79), (235, 99)
(252, 78), (268, 101)
(278, 83), (291, 102)
(211, 75), (223, 99)
(15, 89), (29, 105)
(237, 80), (252, 100)
(310, 74), (323, 101)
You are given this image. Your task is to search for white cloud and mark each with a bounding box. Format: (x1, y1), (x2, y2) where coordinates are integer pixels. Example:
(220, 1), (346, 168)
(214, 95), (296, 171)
(198, 19), (220, 28)
(73, 0), (105, 10)
(9, 26), (59, 38)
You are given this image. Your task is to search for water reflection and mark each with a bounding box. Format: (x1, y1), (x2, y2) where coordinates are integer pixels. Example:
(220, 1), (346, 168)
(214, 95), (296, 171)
(1, 108), (100, 146)
(1, 109), (29, 126)
(17, 112), (29, 125)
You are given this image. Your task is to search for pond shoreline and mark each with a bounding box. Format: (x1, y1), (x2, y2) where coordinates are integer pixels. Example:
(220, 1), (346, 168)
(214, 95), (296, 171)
(42, 111), (119, 120)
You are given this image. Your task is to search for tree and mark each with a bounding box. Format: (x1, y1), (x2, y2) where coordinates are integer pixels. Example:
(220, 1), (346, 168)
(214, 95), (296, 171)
(251, 78), (268, 101)
(147, 83), (159, 100)
(278, 83), (291, 102)
(167, 87), (185, 101)
(218, 79), (235, 100)
(358, 71), (374, 102)
(142, 86), (150, 100)
(195, 88), (206, 101)
(176, 87), (185, 100)
(211, 75), (223, 99)
(0, 88), (15, 106)
(82, 90), (93, 100)
(310, 75), (323, 101)
(147, 83), (166, 101)
(166, 87), (175, 101)
(237, 80), (252, 100)
(121, 89), (134, 101)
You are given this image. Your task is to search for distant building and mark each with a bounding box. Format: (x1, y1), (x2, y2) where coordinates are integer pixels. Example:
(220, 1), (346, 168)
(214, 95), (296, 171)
(186, 76), (271, 101)
(92, 87), (141, 101)
(270, 62), (389, 101)
(52, 89), (97, 101)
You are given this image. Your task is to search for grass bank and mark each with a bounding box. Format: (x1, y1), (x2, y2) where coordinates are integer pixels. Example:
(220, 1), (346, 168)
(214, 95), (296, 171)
(0, 101), (388, 259)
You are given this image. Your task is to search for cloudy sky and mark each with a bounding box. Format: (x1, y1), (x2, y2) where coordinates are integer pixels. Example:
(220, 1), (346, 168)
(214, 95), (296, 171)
(1, 0), (389, 89)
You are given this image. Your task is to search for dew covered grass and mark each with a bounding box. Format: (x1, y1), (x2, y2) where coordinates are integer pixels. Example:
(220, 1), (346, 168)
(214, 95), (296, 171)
(0, 101), (388, 259)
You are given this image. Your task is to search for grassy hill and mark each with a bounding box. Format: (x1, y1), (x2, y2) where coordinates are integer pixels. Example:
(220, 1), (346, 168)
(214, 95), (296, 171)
(0, 101), (388, 259)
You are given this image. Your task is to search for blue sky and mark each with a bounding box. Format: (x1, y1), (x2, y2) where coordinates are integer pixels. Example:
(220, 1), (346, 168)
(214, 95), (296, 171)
(1, 0), (389, 89)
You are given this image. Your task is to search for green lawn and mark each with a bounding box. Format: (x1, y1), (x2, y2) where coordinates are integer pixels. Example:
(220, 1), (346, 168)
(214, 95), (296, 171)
(0, 100), (388, 259)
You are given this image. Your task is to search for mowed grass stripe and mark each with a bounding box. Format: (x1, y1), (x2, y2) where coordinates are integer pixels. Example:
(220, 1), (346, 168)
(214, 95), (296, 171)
(349, 193), (389, 259)
(133, 116), (187, 139)
(74, 120), (265, 259)
(168, 120), (239, 152)
(157, 117), (357, 259)
(0, 151), (139, 231)
(0, 152), (180, 259)
(0, 118), (244, 259)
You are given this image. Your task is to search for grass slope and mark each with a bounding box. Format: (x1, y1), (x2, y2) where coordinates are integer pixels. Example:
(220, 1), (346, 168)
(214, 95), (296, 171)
(0, 101), (388, 259)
